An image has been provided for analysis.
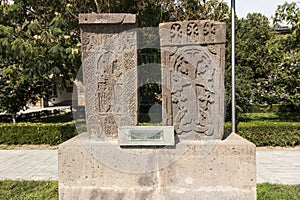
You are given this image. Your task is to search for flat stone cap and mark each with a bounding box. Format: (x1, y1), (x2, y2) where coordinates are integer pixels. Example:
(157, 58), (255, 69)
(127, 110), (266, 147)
(79, 13), (136, 24)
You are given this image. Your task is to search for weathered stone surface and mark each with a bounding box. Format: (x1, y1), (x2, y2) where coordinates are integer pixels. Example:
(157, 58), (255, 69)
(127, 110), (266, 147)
(79, 14), (138, 139)
(59, 133), (256, 199)
(159, 20), (226, 140)
(158, 133), (256, 189)
(59, 133), (158, 200)
(160, 188), (256, 200)
(59, 17), (256, 200)
(79, 13), (136, 24)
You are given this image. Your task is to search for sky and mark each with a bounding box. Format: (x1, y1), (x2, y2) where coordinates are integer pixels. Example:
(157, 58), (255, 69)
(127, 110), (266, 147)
(5, 0), (298, 21)
(223, 0), (298, 20)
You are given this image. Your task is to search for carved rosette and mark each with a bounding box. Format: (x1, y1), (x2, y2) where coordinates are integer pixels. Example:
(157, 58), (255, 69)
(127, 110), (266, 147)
(160, 20), (226, 140)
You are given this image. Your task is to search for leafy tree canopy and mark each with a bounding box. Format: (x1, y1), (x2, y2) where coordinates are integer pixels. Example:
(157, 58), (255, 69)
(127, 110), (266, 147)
(0, 0), (83, 121)
(271, 2), (300, 110)
(1, 0), (298, 123)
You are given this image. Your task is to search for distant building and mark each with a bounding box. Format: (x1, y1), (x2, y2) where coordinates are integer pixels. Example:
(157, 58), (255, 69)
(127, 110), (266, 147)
(28, 83), (74, 108)
(48, 83), (74, 106)
(274, 26), (291, 35)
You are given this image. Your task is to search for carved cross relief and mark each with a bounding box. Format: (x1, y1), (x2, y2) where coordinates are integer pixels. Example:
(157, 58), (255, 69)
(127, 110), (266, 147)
(161, 20), (225, 138)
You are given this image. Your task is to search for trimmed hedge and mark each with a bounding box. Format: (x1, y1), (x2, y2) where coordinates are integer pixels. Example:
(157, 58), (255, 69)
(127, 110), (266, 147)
(0, 122), (77, 146)
(225, 122), (300, 147)
(0, 121), (299, 147)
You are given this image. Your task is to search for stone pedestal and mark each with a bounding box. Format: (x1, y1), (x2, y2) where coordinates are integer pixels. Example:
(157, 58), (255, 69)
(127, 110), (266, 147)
(58, 133), (256, 199)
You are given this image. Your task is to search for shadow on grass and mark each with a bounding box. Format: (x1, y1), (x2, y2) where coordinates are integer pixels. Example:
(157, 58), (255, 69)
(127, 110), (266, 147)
(239, 112), (300, 122)
(0, 112), (73, 123)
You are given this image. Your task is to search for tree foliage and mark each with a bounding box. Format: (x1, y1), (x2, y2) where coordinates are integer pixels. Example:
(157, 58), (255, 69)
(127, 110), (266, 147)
(236, 13), (281, 108)
(0, 0), (83, 121)
(160, 0), (229, 22)
(225, 2), (300, 118)
(271, 2), (300, 110)
(0, 0), (299, 123)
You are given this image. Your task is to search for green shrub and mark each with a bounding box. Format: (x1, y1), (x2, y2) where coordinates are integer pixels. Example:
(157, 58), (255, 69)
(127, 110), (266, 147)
(0, 119), (299, 147)
(225, 121), (300, 147)
(257, 183), (300, 200)
(0, 122), (77, 146)
(238, 121), (300, 147)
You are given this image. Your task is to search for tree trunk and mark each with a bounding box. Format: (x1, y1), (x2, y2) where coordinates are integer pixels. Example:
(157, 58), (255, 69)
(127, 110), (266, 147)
(12, 113), (16, 123)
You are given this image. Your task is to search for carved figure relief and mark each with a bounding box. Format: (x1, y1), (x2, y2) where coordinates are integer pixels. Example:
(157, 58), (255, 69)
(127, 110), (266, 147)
(97, 51), (116, 71)
(87, 115), (101, 138)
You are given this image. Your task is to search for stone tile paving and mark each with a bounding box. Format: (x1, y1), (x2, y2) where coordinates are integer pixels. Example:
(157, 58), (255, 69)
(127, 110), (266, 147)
(0, 150), (57, 180)
(0, 149), (299, 184)
(256, 149), (300, 184)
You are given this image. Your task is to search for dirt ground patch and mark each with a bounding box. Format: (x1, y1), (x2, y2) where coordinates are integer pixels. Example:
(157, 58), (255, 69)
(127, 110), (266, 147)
(257, 145), (300, 151)
(0, 144), (58, 150)
(0, 144), (299, 151)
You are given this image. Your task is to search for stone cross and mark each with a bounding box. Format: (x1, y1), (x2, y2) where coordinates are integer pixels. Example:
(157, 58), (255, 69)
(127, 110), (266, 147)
(159, 20), (226, 140)
(79, 14), (138, 139)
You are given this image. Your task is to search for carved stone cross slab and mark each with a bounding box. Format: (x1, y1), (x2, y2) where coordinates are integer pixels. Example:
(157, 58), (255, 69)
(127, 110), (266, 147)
(79, 14), (138, 139)
(160, 20), (226, 140)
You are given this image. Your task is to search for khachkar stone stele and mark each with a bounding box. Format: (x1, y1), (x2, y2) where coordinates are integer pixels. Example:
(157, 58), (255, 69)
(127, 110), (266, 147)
(160, 20), (226, 140)
(79, 14), (138, 139)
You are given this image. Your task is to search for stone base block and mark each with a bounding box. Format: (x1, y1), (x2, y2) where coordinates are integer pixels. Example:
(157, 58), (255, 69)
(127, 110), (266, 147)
(59, 133), (256, 199)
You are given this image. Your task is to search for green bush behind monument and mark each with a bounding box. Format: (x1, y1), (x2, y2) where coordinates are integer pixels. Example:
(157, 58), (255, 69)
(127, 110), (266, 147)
(0, 120), (298, 147)
(0, 122), (76, 146)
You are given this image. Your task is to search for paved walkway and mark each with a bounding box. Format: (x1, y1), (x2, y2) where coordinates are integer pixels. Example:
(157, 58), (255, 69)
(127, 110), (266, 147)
(0, 150), (57, 180)
(256, 149), (300, 184)
(0, 149), (299, 184)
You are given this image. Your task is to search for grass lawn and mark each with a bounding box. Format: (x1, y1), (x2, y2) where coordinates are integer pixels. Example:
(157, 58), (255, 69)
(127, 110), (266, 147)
(257, 183), (300, 200)
(0, 180), (58, 200)
(0, 180), (299, 200)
